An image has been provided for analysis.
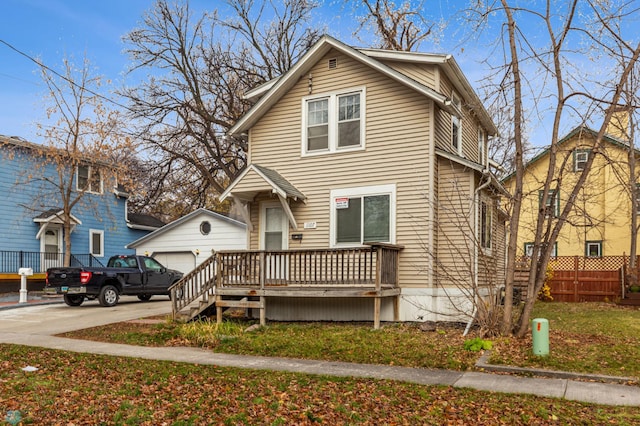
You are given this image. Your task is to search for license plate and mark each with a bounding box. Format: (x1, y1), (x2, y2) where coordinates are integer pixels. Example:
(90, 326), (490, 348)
(61, 286), (69, 292)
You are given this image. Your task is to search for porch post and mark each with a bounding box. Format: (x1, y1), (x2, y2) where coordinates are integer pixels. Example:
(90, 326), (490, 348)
(374, 297), (381, 329)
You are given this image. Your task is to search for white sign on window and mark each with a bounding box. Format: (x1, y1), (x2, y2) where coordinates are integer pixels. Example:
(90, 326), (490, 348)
(335, 197), (349, 209)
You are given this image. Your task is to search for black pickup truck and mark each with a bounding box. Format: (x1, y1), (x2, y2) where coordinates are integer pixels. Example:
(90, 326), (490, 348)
(45, 255), (183, 307)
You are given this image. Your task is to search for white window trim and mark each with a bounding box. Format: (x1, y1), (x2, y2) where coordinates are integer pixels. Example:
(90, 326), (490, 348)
(76, 164), (103, 194)
(480, 198), (492, 253)
(301, 86), (366, 157)
(259, 201), (289, 250)
(451, 92), (463, 156)
(574, 150), (589, 172)
(329, 183), (396, 248)
(89, 229), (104, 257)
(586, 241), (602, 258)
(478, 127), (486, 167)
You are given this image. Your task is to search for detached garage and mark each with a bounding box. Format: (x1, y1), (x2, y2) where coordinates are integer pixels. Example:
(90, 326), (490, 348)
(126, 208), (247, 274)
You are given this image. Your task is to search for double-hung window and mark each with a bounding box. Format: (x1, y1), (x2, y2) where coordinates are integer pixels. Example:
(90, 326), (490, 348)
(331, 184), (395, 246)
(480, 199), (492, 250)
(574, 149), (589, 172)
(77, 164), (103, 194)
(478, 127), (486, 166)
(451, 93), (462, 155)
(539, 189), (559, 217)
(303, 88), (364, 155)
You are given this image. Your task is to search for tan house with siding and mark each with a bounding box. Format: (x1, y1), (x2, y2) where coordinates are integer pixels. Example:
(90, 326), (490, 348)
(217, 35), (507, 324)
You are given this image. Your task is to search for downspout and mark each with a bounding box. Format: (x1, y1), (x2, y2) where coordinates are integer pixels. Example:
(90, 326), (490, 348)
(464, 169), (492, 336)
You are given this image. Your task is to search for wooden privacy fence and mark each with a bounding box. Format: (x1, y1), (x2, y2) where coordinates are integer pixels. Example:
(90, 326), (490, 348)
(518, 255), (635, 302)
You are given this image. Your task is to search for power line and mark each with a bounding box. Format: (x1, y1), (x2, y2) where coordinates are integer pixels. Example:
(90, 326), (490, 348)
(0, 38), (131, 111)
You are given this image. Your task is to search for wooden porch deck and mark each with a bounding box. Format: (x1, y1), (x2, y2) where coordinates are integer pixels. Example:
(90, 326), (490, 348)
(171, 244), (403, 329)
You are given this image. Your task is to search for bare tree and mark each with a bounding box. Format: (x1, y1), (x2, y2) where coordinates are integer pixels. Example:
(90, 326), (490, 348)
(349, 0), (439, 51)
(121, 0), (322, 218)
(8, 57), (135, 266)
(470, 1), (640, 336)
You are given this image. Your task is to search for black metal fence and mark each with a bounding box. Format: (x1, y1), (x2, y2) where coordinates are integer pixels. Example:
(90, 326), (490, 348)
(0, 251), (104, 274)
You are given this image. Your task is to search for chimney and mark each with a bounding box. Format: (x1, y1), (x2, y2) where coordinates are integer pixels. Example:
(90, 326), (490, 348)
(606, 107), (631, 141)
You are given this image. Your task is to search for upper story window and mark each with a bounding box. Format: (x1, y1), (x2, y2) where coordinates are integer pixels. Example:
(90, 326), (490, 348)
(539, 189), (559, 217)
(77, 164), (103, 194)
(574, 149), (590, 171)
(451, 93), (462, 155)
(478, 127), (486, 166)
(303, 88), (365, 156)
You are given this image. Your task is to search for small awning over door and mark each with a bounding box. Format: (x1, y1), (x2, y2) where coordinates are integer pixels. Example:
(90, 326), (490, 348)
(219, 164), (306, 232)
(33, 208), (82, 240)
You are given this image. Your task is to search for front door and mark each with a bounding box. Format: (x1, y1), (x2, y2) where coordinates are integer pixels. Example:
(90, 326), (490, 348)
(262, 204), (288, 250)
(261, 203), (289, 283)
(42, 228), (63, 270)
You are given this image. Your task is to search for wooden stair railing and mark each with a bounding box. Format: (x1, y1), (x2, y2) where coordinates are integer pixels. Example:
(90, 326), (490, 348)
(170, 253), (217, 321)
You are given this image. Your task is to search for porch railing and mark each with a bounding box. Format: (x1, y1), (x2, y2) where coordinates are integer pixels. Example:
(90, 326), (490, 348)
(216, 244), (403, 289)
(0, 251), (104, 274)
(170, 243), (403, 319)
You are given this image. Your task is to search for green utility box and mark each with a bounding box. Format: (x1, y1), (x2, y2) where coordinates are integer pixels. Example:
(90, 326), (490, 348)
(532, 318), (549, 356)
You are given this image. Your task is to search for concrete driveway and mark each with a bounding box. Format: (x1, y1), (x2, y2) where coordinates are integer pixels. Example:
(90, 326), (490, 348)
(0, 296), (172, 335)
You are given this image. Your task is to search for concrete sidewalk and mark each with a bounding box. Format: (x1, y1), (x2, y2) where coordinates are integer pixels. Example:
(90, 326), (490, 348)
(1, 295), (639, 407)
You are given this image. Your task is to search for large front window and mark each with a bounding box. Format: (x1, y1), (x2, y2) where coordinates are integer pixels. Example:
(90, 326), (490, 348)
(331, 184), (395, 246)
(304, 88), (364, 155)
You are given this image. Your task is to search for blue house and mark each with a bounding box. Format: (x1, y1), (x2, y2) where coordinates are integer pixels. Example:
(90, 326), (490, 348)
(0, 135), (163, 276)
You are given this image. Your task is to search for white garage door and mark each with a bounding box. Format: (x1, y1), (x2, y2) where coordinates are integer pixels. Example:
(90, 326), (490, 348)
(152, 252), (196, 275)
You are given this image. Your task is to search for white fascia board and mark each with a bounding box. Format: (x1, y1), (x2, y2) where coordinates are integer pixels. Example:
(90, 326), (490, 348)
(229, 35), (454, 135)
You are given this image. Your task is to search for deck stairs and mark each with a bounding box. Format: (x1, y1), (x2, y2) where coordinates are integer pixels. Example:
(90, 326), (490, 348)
(169, 253), (236, 321)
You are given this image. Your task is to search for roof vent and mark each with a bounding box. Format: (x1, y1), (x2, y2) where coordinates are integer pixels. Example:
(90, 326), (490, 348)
(328, 58), (337, 69)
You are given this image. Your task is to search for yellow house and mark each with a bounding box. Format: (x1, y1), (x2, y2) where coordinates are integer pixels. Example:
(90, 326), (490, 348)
(504, 120), (638, 258)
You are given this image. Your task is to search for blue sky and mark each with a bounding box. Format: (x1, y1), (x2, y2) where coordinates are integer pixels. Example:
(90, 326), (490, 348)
(1, 0), (615, 149)
(0, 1), (472, 142)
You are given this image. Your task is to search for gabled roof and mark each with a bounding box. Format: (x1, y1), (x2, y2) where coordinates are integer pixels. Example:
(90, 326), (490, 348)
(219, 164), (306, 203)
(126, 208), (246, 249)
(33, 208), (82, 240)
(228, 35), (497, 136)
(502, 125), (638, 183)
(33, 208), (82, 224)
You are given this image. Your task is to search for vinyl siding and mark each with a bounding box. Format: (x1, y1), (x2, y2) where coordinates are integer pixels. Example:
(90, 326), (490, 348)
(435, 157), (475, 287)
(131, 212), (247, 271)
(248, 49), (434, 288)
(0, 143), (147, 262)
(380, 60), (438, 89)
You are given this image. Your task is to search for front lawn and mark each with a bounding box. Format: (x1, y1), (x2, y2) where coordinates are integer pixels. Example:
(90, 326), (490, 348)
(59, 302), (640, 380)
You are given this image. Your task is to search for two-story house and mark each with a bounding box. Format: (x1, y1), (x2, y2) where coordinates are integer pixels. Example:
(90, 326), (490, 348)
(210, 36), (507, 324)
(0, 135), (162, 279)
(503, 113), (639, 258)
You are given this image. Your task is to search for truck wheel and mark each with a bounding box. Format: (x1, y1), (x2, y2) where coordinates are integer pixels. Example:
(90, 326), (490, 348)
(137, 294), (152, 302)
(98, 285), (119, 307)
(63, 294), (84, 306)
